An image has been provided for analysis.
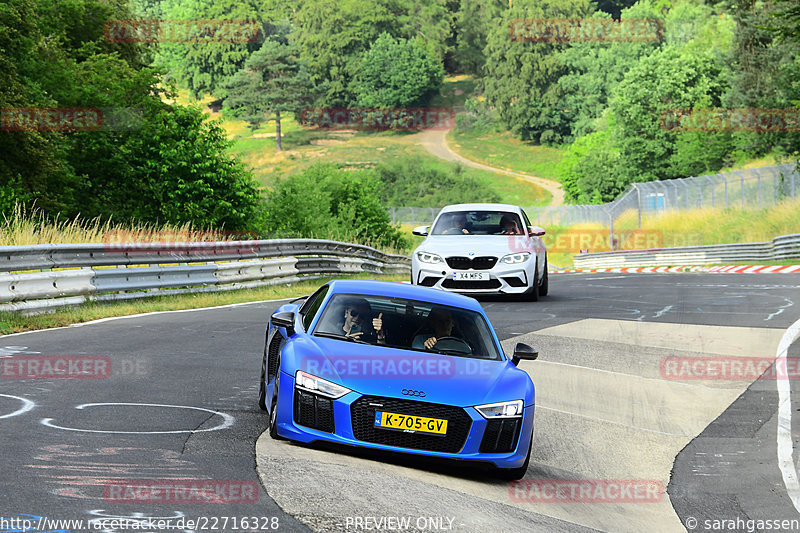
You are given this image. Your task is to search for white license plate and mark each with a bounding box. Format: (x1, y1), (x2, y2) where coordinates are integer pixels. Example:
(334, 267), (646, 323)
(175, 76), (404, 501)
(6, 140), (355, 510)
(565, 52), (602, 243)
(453, 271), (489, 281)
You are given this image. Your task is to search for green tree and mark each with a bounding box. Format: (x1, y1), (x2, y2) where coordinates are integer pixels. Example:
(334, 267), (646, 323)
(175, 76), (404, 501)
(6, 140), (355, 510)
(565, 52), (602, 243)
(611, 46), (729, 184)
(556, 2), (664, 140)
(352, 33), (444, 108)
(263, 164), (407, 249)
(1, 0), (264, 229)
(482, 0), (594, 143)
(452, 0), (505, 75)
(223, 39), (315, 151)
(291, 0), (451, 106)
(557, 129), (623, 203)
(156, 0), (265, 99)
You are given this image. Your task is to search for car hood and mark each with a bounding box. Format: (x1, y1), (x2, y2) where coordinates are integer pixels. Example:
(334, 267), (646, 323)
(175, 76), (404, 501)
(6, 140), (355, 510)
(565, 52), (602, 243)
(416, 235), (533, 257)
(286, 336), (533, 407)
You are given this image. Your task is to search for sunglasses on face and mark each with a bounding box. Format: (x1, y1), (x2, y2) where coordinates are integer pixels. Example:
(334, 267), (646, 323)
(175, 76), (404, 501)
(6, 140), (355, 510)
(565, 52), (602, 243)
(347, 309), (362, 318)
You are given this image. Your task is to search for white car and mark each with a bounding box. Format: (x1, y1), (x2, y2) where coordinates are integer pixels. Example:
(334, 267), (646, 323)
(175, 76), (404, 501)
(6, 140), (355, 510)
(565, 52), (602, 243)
(411, 203), (548, 300)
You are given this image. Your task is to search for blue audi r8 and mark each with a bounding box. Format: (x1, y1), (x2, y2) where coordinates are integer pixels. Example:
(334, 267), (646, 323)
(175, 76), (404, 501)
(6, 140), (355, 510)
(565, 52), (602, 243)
(258, 279), (538, 479)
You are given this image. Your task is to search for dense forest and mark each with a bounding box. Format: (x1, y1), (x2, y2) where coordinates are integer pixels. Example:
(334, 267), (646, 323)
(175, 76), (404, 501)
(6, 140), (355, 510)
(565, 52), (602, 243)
(1, 0), (798, 240)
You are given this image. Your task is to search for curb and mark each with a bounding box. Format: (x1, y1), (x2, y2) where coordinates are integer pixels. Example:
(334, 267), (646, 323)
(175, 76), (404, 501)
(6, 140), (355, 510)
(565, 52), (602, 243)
(551, 265), (800, 274)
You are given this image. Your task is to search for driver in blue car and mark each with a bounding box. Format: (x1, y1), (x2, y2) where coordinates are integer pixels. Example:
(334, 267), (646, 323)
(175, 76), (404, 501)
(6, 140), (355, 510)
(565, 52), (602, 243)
(412, 309), (463, 351)
(342, 298), (387, 345)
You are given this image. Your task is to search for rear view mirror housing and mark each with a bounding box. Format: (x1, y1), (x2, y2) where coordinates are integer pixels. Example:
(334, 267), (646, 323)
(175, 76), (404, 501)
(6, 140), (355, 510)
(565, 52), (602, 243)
(511, 342), (539, 366)
(412, 226), (430, 236)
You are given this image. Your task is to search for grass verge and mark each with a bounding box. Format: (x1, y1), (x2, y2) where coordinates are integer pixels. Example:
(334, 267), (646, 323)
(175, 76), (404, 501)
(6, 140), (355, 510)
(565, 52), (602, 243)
(0, 273), (408, 336)
(447, 128), (564, 182)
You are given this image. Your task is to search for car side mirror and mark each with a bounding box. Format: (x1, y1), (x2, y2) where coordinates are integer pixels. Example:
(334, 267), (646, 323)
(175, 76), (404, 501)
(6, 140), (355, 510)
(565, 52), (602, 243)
(528, 226), (546, 237)
(412, 225), (430, 236)
(511, 342), (538, 366)
(271, 311), (295, 335)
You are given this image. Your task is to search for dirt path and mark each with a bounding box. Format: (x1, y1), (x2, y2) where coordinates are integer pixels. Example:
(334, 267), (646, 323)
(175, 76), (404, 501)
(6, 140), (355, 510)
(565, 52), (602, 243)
(415, 127), (565, 206)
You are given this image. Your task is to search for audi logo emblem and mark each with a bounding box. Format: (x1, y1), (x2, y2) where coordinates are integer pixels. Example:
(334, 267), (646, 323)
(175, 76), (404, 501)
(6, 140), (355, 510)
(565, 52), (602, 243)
(402, 389), (426, 397)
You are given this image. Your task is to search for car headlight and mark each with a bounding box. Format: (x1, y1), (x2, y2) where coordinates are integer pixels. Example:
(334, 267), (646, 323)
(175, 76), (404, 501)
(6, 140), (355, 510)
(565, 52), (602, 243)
(501, 252), (530, 264)
(475, 400), (524, 418)
(295, 370), (351, 399)
(416, 251), (443, 264)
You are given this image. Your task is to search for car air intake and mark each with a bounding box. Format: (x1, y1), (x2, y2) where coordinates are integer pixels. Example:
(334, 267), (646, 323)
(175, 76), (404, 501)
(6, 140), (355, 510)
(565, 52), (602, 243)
(294, 389), (335, 433)
(419, 276), (441, 287)
(479, 418), (522, 453)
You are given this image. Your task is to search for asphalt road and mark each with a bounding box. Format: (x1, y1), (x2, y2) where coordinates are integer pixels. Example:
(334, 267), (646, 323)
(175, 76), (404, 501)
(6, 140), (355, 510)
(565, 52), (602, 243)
(1, 273), (799, 533)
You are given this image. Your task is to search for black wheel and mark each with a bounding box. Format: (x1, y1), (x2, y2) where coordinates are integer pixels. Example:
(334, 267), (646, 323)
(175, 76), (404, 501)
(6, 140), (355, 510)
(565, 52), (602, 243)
(269, 370), (284, 440)
(497, 433), (533, 480)
(258, 351), (268, 411)
(539, 258), (549, 297)
(522, 268), (539, 302)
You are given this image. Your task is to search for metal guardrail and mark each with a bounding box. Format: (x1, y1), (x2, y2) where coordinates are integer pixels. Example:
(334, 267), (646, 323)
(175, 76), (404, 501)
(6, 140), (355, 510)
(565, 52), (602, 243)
(0, 239), (411, 313)
(572, 233), (800, 269)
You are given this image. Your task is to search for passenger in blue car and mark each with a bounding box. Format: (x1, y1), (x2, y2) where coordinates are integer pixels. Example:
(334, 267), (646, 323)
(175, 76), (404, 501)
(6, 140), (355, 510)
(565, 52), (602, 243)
(342, 298), (387, 345)
(412, 309), (471, 354)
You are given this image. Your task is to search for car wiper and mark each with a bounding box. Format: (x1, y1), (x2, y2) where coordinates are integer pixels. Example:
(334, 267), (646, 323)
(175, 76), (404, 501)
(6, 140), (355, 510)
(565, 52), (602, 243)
(314, 332), (371, 344)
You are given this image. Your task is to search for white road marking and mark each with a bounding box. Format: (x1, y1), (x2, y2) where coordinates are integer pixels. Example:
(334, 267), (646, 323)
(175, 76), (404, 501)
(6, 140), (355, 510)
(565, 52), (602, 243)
(776, 317), (800, 512)
(0, 393), (36, 419)
(40, 402), (234, 434)
(765, 297), (794, 322)
(653, 305), (673, 318)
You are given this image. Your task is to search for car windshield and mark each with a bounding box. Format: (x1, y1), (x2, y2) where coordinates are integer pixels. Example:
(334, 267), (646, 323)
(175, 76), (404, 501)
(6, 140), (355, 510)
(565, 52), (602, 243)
(313, 293), (503, 360)
(430, 210), (523, 235)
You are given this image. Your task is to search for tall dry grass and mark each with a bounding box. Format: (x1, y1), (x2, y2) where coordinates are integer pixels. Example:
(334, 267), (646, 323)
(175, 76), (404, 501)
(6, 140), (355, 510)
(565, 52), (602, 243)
(0, 204), (234, 246)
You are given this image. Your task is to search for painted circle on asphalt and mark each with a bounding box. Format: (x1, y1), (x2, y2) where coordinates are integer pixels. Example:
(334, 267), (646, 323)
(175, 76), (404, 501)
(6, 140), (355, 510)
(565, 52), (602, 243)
(0, 394), (36, 419)
(40, 402), (234, 434)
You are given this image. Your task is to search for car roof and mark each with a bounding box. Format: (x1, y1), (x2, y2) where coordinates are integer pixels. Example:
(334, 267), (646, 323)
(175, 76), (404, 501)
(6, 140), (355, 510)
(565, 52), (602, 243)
(325, 279), (485, 313)
(438, 203), (523, 213)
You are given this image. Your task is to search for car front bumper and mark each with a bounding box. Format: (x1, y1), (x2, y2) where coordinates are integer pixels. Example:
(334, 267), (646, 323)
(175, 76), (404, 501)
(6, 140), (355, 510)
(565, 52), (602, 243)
(412, 260), (536, 295)
(273, 371), (535, 469)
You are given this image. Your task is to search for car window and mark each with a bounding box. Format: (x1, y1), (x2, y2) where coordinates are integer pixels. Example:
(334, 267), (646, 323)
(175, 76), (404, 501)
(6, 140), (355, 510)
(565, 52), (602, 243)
(312, 293), (502, 360)
(299, 285), (329, 331)
(430, 210), (523, 236)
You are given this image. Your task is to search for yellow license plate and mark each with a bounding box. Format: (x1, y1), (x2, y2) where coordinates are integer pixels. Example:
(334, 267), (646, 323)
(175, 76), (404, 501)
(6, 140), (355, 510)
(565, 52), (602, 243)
(374, 411), (448, 435)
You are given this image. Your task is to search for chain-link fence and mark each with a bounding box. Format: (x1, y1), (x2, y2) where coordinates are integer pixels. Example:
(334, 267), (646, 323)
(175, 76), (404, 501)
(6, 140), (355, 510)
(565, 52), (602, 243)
(389, 163), (799, 237)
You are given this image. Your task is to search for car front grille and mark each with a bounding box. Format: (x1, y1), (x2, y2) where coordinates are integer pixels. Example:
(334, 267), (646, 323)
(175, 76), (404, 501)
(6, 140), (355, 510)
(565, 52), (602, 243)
(294, 389), (335, 433)
(351, 396), (472, 453)
(441, 279), (502, 290)
(445, 256), (498, 270)
(479, 418), (522, 453)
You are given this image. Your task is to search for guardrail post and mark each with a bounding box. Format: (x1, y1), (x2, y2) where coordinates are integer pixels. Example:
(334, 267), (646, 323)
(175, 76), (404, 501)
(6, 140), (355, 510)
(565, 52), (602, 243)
(706, 176), (715, 207)
(722, 174), (728, 207)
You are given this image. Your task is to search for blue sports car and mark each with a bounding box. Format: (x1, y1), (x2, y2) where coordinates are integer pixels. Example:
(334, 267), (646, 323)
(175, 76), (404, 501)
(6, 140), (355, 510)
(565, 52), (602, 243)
(258, 279), (538, 479)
